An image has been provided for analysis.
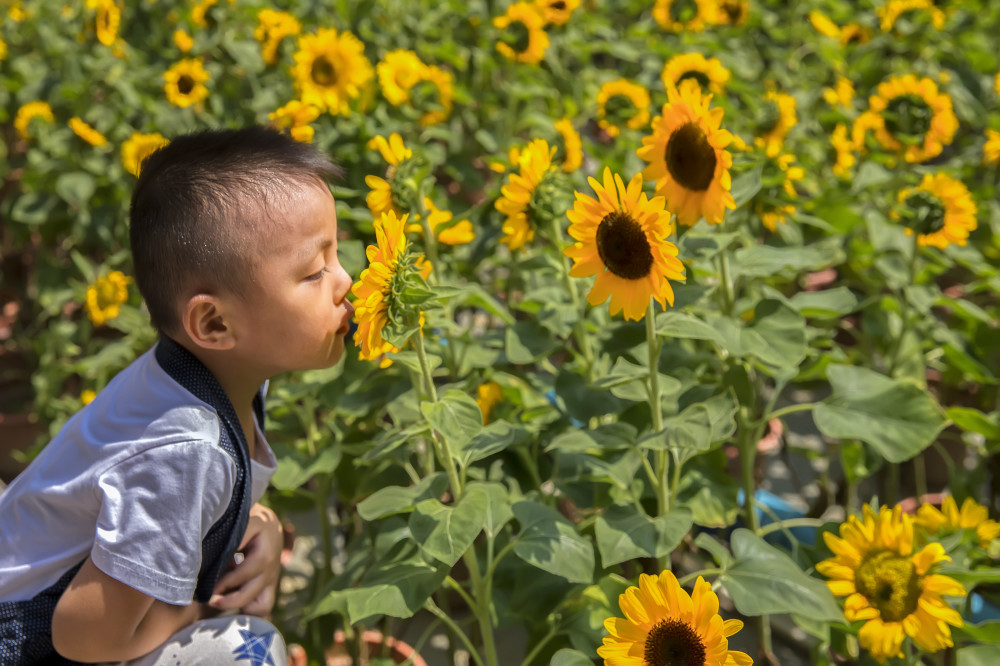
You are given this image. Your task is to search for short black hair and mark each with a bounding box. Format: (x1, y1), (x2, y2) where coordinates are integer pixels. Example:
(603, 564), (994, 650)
(129, 126), (341, 334)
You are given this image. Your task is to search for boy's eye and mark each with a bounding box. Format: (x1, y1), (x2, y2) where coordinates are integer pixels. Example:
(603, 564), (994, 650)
(306, 267), (329, 282)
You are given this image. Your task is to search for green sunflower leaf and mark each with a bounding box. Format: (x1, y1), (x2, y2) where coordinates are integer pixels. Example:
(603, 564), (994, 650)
(550, 648), (595, 666)
(409, 489), (489, 567)
(421, 389), (484, 451)
(357, 473), (449, 520)
(814, 364), (946, 462)
(957, 644), (1000, 666)
(512, 500), (595, 584)
(720, 529), (843, 622)
(595, 505), (693, 567)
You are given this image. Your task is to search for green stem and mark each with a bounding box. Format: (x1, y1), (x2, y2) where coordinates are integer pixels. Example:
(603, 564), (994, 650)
(548, 214), (596, 382)
(886, 234), (920, 377)
(520, 623), (559, 666)
(463, 551), (500, 666)
(757, 517), (825, 538)
(764, 402), (816, 423)
(717, 250), (735, 316)
(424, 598), (486, 666)
(646, 301), (671, 571)
(444, 575), (478, 612)
(737, 409), (759, 532)
(677, 568), (725, 587)
(414, 331), (464, 500)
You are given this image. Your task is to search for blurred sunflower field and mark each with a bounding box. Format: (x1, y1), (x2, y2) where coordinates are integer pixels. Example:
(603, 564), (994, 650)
(3, 0), (1000, 664)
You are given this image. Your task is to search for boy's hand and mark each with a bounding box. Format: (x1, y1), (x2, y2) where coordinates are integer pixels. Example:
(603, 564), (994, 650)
(209, 503), (282, 617)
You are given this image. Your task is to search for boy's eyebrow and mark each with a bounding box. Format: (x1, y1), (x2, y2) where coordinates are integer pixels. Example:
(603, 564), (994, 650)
(299, 238), (334, 263)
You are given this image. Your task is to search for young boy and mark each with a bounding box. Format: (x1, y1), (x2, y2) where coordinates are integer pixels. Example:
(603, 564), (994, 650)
(0, 126), (355, 665)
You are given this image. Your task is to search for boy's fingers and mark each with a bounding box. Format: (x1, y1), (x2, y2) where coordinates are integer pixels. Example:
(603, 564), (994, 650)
(209, 574), (265, 610)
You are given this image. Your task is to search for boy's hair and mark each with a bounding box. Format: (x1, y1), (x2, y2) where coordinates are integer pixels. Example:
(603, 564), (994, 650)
(129, 126), (342, 334)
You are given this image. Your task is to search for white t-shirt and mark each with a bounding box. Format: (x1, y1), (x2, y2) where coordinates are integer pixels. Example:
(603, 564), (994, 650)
(0, 344), (276, 605)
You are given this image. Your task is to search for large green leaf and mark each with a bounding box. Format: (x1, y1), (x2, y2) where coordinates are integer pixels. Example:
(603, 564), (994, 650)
(732, 239), (843, 278)
(720, 529), (843, 622)
(409, 490), (489, 566)
(512, 500), (595, 584)
(789, 287), (859, 318)
(814, 364), (946, 462)
(948, 407), (1000, 441)
(595, 505), (692, 567)
(958, 645), (1000, 666)
(421, 390), (484, 451)
(357, 473), (449, 520)
(505, 319), (559, 363)
(458, 420), (530, 466)
(467, 481), (514, 538)
(655, 311), (723, 344)
(270, 444), (342, 491)
(309, 558), (449, 623)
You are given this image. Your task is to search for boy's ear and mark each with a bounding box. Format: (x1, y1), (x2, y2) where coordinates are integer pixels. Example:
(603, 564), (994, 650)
(181, 294), (236, 351)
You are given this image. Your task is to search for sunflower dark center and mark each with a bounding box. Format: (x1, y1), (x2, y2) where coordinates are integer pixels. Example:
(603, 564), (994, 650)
(595, 210), (654, 280)
(98, 9), (111, 32)
(665, 122), (717, 191)
(503, 20), (531, 54)
(643, 618), (707, 666)
(670, 0), (699, 23)
(755, 100), (781, 135)
(677, 70), (711, 90)
(722, 1), (744, 21)
(177, 75), (195, 95)
(551, 0), (567, 9)
(604, 94), (636, 125)
(903, 191), (947, 235)
(96, 281), (120, 309)
(885, 94), (933, 145)
(311, 57), (338, 86)
(843, 26), (866, 43)
(855, 550), (921, 623)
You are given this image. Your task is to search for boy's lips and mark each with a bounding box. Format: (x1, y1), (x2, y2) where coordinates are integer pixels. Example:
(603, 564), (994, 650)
(337, 302), (355, 335)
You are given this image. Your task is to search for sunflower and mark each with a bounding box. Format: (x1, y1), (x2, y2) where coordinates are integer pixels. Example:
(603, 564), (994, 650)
(597, 570), (752, 666)
(163, 58), (210, 108)
(413, 65), (454, 126)
(292, 28), (374, 115)
(121, 131), (169, 177)
(351, 210), (431, 363)
(535, 0), (580, 25)
(376, 49), (426, 106)
(86, 271), (132, 327)
(861, 74), (957, 163)
(653, 0), (718, 32)
(365, 133), (414, 218)
(495, 138), (558, 251)
(840, 23), (871, 44)
(661, 53), (730, 96)
(753, 90), (797, 157)
(823, 76), (855, 110)
(0, 36), (6, 62)
(269, 100), (320, 143)
(255, 9), (301, 66)
(191, 0), (222, 28)
(817, 505), (966, 663)
(564, 168), (685, 322)
(831, 123), (856, 179)
(494, 2), (550, 65)
(68, 117), (108, 147)
(637, 81), (735, 227)
(14, 101), (55, 141)
(995, 71), (1000, 98)
(406, 197), (475, 246)
(916, 496), (1000, 549)
(892, 172), (977, 249)
(597, 79), (651, 138)
(554, 117), (583, 173)
(476, 381), (503, 424)
(877, 0), (946, 32)
(716, 0), (749, 25)
(173, 29), (194, 53)
(90, 0), (121, 47)
(756, 153), (804, 232)
(984, 129), (1000, 165)
(81, 390), (97, 406)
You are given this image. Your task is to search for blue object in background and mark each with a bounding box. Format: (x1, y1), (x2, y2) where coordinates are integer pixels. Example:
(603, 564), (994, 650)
(969, 593), (1000, 624)
(736, 488), (817, 548)
(544, 389), (585, 428)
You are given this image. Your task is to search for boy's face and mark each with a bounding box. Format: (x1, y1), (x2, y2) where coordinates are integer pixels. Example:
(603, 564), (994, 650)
(229, 180), (354, 375)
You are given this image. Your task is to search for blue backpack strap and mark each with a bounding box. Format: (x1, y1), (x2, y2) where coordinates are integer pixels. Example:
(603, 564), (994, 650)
(0, 562), (87, 665)
(153, 335), (254, 604)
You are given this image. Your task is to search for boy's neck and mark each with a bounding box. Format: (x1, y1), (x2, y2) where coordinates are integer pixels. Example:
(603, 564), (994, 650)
(167, 335), (265, 458)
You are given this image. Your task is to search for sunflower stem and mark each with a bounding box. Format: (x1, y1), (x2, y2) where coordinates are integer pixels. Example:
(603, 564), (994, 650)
(548, 214), (597, 382)
(646, 301), (672, 574)
(414, 330), (465, 503)
(717, 248), (735, 317)
(424, 598), (486, 666)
